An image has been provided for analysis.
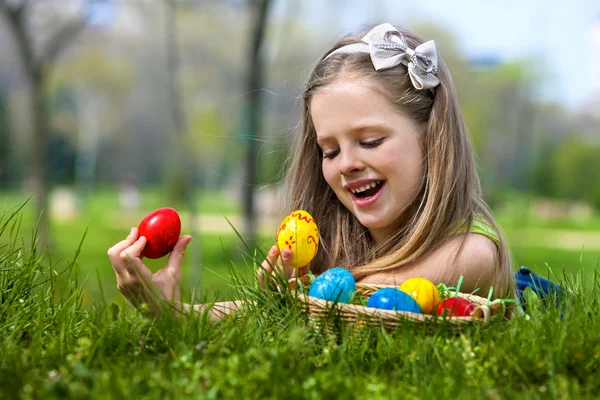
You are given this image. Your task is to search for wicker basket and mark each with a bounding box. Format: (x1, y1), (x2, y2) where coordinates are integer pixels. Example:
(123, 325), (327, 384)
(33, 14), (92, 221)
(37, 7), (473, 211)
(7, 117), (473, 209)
(290, 277), (506, 329)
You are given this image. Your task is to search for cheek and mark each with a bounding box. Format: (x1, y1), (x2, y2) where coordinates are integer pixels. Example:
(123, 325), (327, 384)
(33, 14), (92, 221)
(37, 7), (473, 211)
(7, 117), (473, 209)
(321, 162), (337, 188)
(387, 139), (424, 183)
(406, 148), (425, 182)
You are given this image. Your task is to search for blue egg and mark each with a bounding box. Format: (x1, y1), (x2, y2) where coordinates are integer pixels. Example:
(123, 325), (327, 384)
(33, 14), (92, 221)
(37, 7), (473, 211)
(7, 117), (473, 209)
(366, 288), (422, 313)
(308, 268), (355, 303)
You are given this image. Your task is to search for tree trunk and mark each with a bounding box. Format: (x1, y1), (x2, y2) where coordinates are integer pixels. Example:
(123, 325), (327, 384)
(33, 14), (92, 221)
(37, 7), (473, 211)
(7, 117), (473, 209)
(30, 65), (50, 238)
(165, 0), (200, 286)
(1, 2), (86, 244)
(0, 94), (9, 188)
(243, 0), (270, 240)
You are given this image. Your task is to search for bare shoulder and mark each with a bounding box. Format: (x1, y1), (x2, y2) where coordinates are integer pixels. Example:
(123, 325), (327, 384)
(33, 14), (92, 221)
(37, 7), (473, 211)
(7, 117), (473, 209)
(431, 233), (499, 292)
(382, 234), (499, 292)
(420, 233), (496, 264)
(358, 234), (501, 295)
(451, 233), (498, 270)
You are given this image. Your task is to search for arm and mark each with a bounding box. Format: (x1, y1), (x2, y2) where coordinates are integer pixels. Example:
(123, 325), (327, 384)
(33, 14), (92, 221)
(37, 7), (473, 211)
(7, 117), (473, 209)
(178, 300), (246, 321)
(359, 234), (507, 298)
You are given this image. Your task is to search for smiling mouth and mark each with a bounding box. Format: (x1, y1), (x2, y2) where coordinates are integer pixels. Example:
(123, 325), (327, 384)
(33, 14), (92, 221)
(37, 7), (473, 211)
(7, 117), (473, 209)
(350, 181), (385, 199)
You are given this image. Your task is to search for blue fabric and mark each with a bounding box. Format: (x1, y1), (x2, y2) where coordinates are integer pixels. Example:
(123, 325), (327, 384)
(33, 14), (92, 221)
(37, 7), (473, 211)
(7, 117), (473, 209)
(514, 267), (564, 311)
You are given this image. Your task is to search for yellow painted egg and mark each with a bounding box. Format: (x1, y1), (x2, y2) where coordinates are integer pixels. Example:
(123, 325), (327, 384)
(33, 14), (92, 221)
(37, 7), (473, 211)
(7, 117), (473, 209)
(276, 210), (319, 268)
(399, 277), (441, 314)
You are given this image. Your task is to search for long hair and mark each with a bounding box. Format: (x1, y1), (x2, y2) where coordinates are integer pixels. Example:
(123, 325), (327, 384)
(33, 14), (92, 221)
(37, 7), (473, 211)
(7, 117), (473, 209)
(281, 24), (513, 295)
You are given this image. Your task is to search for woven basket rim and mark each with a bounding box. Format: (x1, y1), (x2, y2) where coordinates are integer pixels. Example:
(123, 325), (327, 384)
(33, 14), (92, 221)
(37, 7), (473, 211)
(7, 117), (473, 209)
(355, 283), (492, 305)
(290, 279), (502, 326)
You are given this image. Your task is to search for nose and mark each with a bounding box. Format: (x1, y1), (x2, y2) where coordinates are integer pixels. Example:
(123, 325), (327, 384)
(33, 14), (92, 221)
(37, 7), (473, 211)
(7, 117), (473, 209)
(338, 148), (365, 175)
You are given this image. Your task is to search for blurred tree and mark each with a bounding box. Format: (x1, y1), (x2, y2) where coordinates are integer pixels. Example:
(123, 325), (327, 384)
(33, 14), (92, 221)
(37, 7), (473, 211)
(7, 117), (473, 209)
(51, 44), (133, 203)
(96, 2), (170, 186)
(172, 3), (246, 189)
(258, 1), (311, 190)
(462, 62), (537, 205)
(531, 142), (554, 198)
(530, 104), (575, 199)
(187, 105), (232, 188)
(549, 136), (600, 209)
(243, 0), (271, 240)
(410, 22), (543, 206)
(0, 0), (89, 235)
(164, 0), (192, 205)
(0, 93), (9, 188)
(410, 22), (470, 91)
(163, 0), (201, 285)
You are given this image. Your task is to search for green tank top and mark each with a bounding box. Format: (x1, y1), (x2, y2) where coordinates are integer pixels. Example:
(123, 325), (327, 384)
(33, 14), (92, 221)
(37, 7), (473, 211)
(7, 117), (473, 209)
(456, 216), (500, 246)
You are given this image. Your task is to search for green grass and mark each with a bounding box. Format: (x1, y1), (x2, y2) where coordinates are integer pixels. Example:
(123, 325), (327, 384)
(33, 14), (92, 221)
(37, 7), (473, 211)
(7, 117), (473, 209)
(2, 198), (600, 398)
(0, 188), (255, 306)
(2, 187), (600, 305)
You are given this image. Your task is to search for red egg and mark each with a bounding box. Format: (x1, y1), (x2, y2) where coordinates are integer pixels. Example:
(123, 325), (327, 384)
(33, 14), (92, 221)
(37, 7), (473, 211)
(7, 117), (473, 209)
(436, 297), (475, 317)
(138, 207), (181, 259)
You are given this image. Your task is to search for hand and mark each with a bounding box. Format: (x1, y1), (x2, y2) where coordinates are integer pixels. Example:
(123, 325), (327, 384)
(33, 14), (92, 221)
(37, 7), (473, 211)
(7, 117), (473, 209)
(107, 227), (192, 314)
(257, 245), (309, 289)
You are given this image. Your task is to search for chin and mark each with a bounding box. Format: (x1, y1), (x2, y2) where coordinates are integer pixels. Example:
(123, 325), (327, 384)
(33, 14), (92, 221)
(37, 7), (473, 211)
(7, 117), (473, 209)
(355, 215), (392, 230)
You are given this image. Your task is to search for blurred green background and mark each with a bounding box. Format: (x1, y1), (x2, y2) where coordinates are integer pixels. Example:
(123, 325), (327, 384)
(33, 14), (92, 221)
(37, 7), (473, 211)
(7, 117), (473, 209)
(1, 1), (599, 306)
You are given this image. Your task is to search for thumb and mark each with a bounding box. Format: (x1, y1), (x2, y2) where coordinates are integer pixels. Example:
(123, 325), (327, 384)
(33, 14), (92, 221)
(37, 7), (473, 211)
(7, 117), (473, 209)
(166, 235), (192, 274)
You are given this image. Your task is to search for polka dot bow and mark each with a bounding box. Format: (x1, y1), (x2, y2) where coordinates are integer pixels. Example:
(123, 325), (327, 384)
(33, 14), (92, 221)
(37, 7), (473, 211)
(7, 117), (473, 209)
(326, 23), (440, 90)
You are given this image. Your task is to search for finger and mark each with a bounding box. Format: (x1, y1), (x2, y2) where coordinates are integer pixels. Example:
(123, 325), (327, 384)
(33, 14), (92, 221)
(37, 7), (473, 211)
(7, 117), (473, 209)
(280, 249), (309, 280)
(268, 250), (289, 282)
(121, 249), (154, 296)
(280, 248), (294, 271)
(288, 265), (310, 281)
(264, 245), (279, 268)
(124, 254), (153, 284)
(257, 264), (271, 287)
(108, 227), (139, 254)
(120, 236), (148, 275)
(260, 246), (279, 275)
(107, 227), (137, 258)
(166, 235), (192, 277)
(271, 247), (291, 278)
(297, 265), (310, 278)
(108, 227), (139, 278)
(257, 267), (265, 287)
(258, 246), (278, 286)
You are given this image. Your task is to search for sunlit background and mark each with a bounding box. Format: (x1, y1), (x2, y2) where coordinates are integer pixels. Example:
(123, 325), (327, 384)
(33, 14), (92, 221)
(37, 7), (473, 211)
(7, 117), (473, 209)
(0, 0), (599, 305)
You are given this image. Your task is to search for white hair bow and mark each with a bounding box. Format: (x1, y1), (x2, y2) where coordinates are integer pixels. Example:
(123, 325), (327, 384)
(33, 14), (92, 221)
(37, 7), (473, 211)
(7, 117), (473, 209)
(326, 23), (440, 90)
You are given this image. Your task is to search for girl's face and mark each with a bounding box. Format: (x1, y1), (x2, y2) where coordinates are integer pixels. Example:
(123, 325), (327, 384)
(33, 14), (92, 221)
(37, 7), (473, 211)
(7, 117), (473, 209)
(311, 79), (425, 245)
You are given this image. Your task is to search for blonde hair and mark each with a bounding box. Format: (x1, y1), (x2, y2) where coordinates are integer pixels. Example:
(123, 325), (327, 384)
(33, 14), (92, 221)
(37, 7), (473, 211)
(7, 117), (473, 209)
(281, 24), (513, 293)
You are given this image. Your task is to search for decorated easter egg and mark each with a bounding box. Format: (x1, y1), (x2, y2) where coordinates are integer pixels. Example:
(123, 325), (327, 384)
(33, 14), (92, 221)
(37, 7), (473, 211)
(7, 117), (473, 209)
(399, 277), (441, 314)
(308, 268), (355, 303)
(367, 288), (422, 313)
(276, 210), (319, 268)
(138, 207), (181, 259)
(436, 297), (475, 317)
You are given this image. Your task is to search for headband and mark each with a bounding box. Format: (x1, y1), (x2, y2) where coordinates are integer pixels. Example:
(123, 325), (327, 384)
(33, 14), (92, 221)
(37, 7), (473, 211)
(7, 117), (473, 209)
(325, 23), (440, 91)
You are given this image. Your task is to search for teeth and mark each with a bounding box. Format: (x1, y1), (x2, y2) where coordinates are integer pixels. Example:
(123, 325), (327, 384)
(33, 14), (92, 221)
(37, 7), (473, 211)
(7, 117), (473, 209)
(350, 180), (381, 193)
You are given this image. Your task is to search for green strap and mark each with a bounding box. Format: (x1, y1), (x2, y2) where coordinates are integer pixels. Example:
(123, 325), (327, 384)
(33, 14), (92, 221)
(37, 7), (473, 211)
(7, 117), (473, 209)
(456, 217), (500, 246)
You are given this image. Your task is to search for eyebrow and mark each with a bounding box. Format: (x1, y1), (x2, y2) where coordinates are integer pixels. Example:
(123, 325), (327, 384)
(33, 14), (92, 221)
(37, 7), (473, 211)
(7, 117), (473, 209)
(316, 122), (389, 145)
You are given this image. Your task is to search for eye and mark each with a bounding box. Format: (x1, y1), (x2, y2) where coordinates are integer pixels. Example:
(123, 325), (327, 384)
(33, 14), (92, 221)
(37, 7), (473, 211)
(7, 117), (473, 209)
(322, 149), (339, 160)
(360, 138), (383, 149)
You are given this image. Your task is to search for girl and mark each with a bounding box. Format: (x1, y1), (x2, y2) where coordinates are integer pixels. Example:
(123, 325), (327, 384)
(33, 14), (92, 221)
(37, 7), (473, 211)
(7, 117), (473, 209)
(108, 23), (515, 319)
